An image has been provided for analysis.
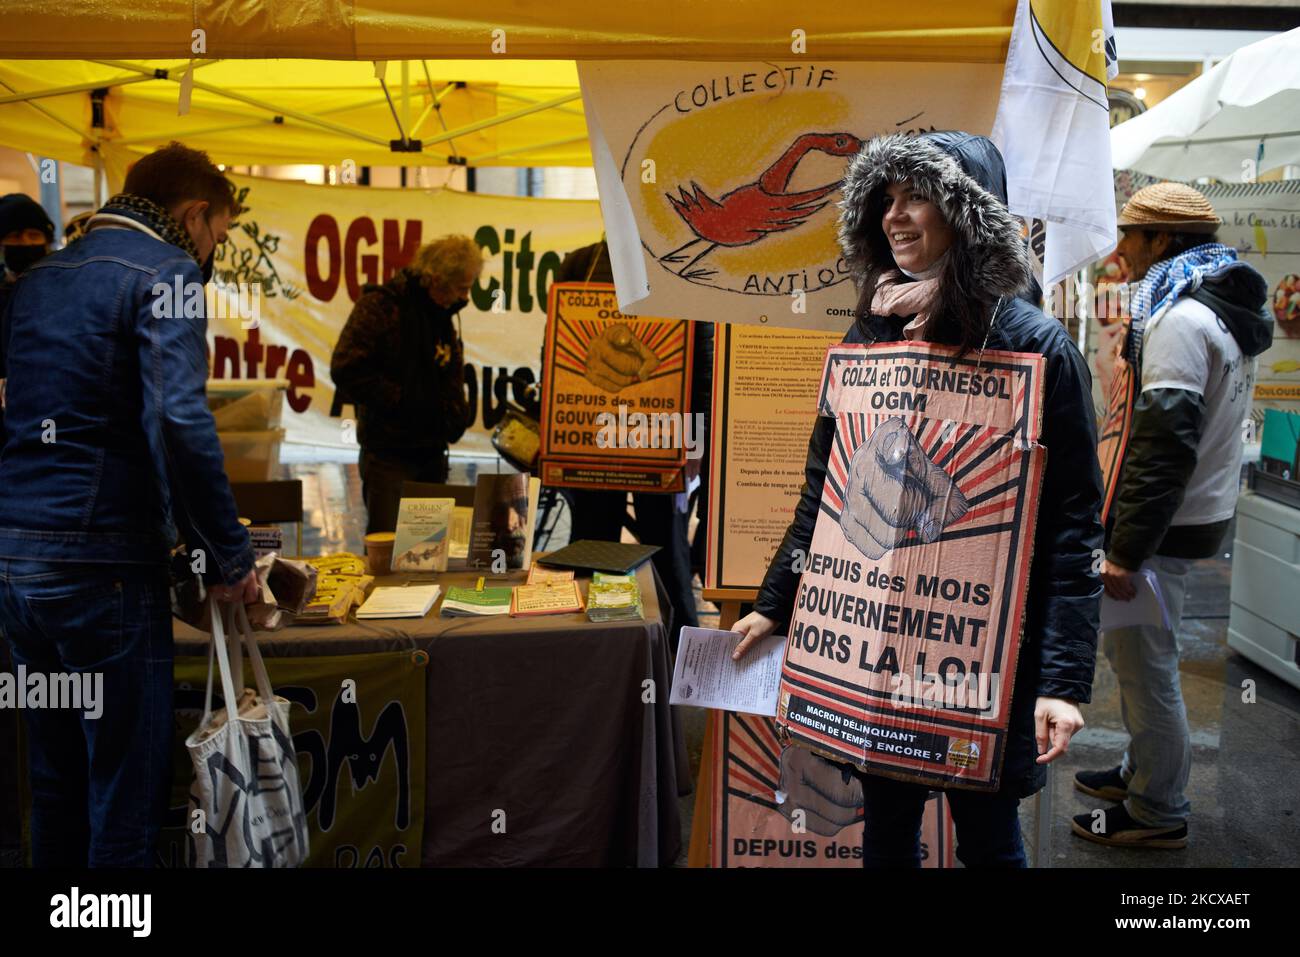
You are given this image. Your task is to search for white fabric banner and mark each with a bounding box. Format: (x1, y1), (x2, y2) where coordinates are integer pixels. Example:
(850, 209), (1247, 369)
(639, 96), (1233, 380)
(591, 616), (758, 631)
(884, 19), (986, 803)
(578, 60), (1003, 330)
(992, 0), (1119, 286)
(211, 173), (602, 454)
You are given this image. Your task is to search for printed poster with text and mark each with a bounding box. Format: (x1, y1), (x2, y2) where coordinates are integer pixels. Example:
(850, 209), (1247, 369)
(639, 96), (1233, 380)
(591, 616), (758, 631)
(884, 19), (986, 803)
(539, 282), (693, 492)
(777, 343), (1046, 791)
(706, 323), (841, 590)
(711, 712), (953, 868)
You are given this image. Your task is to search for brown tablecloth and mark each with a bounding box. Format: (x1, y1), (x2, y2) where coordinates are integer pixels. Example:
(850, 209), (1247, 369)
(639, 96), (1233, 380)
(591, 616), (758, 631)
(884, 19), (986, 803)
(172, 560), (688, 867)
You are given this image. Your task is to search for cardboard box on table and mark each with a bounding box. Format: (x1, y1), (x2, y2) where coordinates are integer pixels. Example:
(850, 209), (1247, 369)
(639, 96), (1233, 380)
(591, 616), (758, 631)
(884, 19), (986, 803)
(776, 342), (1046, 791)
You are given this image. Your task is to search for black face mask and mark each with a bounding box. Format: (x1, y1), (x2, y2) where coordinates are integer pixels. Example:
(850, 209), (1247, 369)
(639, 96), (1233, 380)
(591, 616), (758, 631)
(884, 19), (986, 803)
(450, 297), (469, 313)
(200, 250), (215, 284)
(2, 243), (48, 276)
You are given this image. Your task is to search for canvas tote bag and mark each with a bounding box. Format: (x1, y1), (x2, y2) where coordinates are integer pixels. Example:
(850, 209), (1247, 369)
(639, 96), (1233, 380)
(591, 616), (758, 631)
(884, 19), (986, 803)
(185, 600), (309, 867)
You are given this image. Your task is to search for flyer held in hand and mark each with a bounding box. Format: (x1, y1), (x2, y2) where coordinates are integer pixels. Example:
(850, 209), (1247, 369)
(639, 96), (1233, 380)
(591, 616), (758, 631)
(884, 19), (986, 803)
(776, 341), (1046, 791)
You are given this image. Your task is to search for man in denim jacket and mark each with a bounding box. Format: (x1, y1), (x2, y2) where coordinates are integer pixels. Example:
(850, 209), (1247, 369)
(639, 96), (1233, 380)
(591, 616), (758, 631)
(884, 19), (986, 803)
(0, 142), (257, 867)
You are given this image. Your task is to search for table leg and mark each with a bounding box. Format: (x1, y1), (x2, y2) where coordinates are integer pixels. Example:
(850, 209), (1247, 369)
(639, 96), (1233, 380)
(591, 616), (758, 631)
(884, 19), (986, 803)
(687, 711), (716, 867)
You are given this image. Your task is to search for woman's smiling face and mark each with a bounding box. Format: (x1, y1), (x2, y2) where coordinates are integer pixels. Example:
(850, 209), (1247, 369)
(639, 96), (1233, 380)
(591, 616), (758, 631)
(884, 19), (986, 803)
(881, 180), (955, 274)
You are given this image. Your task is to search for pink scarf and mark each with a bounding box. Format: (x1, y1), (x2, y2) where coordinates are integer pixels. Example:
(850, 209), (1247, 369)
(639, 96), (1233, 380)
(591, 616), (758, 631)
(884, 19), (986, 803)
(870, 271), (940, 340)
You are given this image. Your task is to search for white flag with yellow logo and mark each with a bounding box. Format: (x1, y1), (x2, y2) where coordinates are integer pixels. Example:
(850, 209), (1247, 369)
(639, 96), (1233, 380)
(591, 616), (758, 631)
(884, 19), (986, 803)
(992, 0), (1119, 287)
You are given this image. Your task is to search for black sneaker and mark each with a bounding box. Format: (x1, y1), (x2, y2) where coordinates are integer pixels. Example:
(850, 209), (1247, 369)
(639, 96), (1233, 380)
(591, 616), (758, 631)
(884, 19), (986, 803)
(1074, 766), (1128, 801)
(1071, 803), (1188, 849)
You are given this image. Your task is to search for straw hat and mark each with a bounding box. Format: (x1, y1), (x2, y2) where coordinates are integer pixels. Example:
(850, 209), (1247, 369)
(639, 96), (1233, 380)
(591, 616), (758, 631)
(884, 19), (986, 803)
(1118, 182), (1222, 234)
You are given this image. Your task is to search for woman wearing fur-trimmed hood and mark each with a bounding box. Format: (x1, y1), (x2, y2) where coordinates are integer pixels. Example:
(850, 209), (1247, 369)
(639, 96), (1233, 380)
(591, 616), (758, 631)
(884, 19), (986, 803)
(733, 131), (1104, 868)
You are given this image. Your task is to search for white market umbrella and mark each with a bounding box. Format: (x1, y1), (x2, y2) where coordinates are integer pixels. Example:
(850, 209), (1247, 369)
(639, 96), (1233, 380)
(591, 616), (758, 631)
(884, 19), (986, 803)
(1112, 27), (1300, 181)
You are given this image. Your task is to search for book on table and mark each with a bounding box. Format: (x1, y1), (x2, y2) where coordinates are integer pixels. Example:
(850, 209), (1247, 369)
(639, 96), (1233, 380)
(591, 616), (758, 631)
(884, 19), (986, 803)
(440, 584), (513, 617)
(392, 498), (456, 572)
(509, 581), (584, 617)
(468, 474), (541, 571)
(356, 584), (442, 619)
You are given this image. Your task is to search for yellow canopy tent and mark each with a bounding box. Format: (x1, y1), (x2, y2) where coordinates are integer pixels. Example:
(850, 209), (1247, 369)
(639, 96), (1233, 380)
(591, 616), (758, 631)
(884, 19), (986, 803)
(0, 2), (1016, 183)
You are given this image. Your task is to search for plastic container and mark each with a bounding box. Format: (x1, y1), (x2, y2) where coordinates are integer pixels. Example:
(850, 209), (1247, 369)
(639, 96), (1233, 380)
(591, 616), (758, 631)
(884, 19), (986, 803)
(207, 379), (290, 432)
(364, 532), (396, 575)
(218, 428), (286, 482)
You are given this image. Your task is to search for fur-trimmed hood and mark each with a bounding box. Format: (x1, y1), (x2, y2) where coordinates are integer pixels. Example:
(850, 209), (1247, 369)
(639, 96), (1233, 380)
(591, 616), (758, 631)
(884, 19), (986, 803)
(837, 131), (1033, 303)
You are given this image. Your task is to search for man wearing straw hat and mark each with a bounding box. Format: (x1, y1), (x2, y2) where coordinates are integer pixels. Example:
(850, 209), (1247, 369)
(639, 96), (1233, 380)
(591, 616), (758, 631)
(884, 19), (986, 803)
(1074, 182), (1272, 850)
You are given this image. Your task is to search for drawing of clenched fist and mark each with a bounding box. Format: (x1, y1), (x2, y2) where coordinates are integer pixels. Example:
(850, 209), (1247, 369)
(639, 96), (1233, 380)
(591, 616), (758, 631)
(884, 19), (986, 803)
(776, 745), (862, 836)
(584, 324), (661, 392)
(840, 416), (969, 560)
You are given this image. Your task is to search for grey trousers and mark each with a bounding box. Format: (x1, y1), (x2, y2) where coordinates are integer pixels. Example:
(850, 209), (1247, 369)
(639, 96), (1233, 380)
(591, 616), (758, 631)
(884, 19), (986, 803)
(1102, 554), (1195, 827)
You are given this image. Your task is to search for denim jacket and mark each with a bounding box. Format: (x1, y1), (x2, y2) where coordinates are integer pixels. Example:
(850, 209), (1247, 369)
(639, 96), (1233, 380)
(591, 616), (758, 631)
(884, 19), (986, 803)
(0, 219), (253, 585)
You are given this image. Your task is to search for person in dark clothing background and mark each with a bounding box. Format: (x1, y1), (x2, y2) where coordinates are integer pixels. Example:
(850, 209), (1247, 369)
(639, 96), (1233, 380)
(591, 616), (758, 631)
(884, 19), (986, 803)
(331, 235), (482, 533)
(1075, 183), (1273, 850)
(551, 240), (712, 647)
(731, 131), (1103, 868)
(0, 193), (56, 444)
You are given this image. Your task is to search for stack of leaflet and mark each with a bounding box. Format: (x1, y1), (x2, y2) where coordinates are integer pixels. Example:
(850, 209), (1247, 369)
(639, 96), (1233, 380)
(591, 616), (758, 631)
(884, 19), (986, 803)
(440, 581), (513, 617)
(296, 553), (373, 624)
(356, 583), (442, 620)
(586, 571), (643, 622)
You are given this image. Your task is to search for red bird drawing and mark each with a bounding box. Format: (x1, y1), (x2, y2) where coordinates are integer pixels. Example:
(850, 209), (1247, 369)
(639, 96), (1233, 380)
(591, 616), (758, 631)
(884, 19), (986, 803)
(662, 131), (864, 280)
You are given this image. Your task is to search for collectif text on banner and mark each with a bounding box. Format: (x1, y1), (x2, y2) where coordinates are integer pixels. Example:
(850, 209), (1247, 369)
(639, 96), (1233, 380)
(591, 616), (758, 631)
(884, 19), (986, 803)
(539, 283), (694, 492)
(776, 342), (1046, 791)
(578, 60), (1001, 330)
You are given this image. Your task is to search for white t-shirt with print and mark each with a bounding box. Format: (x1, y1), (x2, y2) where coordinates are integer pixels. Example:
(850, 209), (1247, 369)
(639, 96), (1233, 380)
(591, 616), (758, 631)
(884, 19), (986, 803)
(1140, 296), (1254, 526)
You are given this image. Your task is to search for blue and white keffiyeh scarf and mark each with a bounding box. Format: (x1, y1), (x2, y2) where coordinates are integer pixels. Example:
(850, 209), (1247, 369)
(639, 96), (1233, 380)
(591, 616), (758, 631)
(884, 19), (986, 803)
(1125, 242), (1238, 371)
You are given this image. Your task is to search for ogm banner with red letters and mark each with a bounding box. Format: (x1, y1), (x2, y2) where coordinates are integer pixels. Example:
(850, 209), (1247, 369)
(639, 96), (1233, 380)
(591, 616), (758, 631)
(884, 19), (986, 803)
(212, 173), (602, 453)
(777, 342), (1046, 791)
(711, 711), (953, 868)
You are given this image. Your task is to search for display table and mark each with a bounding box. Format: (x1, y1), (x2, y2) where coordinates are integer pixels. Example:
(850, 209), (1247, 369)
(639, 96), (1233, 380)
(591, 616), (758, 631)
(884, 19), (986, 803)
(172, 561), (688, 867)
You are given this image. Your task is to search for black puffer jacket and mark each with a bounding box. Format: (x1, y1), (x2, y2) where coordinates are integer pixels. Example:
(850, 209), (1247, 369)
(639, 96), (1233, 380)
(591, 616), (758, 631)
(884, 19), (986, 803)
(753, 131), (1104, 798)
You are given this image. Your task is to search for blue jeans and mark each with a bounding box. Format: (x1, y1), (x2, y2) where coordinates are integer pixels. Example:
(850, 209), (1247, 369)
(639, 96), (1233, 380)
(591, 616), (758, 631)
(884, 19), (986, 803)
(855, 772), (1027, 868)
(1102, 554), (1194, 828)
(0, 558), (173, 867)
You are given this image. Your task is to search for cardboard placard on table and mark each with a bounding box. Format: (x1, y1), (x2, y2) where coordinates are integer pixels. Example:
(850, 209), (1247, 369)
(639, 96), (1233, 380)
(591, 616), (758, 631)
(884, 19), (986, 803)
(539, 282), (693, 492)
(776, 342), (1046, 791)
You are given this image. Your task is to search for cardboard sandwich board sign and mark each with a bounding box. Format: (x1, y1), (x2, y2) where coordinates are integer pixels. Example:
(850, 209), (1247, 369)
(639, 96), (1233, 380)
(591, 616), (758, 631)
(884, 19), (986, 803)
(776, 342), (1046, 791)
(711, 712), (954, 868)
(539, 282), (694, 492)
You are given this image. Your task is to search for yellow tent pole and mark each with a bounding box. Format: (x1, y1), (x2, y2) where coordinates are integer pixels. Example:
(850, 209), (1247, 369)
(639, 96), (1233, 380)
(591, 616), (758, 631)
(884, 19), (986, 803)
(400, 60), (410, 138)
(0, 77), (85, 140)
(90, 59), (393, 148)
(110, 119), (276, 147)
(408, 81), (456, 139)
(490, 85), (585, 118)
(0, 59), (221, 106)
(420, 90), (581, 146)
(92, 149), (104, 206)
(466, 134), (590, 164)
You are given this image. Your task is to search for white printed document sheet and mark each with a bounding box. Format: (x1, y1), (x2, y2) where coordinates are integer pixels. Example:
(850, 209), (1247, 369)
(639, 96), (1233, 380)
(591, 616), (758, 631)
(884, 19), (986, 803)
(669, 626), (784, 716)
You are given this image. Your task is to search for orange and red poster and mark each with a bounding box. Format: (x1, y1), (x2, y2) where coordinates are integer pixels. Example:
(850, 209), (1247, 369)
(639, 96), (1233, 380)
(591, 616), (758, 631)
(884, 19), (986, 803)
(776, 342), (1046, 791)
(1097, 354), (1136, 526)
(711, 712), (952, 867)
(539, 282), (693, 492)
